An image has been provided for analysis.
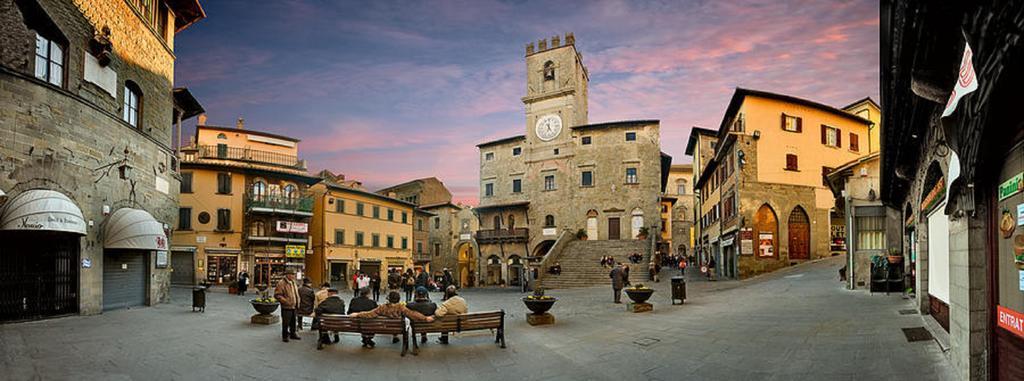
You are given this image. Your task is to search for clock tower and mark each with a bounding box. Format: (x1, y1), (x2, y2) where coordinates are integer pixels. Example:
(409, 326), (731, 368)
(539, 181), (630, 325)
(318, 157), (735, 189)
(522, 33), (589, 148)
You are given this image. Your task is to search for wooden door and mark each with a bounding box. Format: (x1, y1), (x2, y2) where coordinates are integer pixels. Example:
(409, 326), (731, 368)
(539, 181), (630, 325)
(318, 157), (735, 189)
(788, 207), (810, 260)
(608, 218), (621, 240)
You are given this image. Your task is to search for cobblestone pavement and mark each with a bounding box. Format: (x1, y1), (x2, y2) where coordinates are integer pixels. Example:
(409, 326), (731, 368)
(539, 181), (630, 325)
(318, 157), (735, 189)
(0, 256), (954, 381)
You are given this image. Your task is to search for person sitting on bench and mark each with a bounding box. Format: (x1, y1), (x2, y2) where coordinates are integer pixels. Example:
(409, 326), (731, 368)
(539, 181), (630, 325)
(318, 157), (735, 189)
(351, 291), (434, 348)
(314, 288), (345, 346)
(434, 285), (468, 344)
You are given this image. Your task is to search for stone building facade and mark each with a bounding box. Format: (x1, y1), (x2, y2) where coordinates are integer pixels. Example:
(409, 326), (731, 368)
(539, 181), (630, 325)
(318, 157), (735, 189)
(0, 0), (204, 321)
(690, 89), (873, 279)
(476, 34), (666, 286)
(665, 164), (695, 258)
(378, 177), (479, 287)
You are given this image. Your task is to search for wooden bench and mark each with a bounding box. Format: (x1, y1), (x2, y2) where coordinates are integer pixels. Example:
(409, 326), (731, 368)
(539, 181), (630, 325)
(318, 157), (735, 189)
(316, 314), (409, 356)
(408, 310), (506, 355)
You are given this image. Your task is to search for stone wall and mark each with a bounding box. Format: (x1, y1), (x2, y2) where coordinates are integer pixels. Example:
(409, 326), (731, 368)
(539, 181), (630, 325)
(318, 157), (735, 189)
(0, 0), (184, 315)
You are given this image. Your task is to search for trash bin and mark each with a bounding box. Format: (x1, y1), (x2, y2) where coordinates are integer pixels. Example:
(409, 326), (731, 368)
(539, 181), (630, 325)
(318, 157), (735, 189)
(671, 276), (686, 305)
(192, 286), (206, 313)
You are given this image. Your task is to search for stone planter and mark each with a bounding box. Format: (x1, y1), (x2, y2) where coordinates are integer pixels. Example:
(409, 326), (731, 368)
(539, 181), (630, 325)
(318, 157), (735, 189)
(522, 297), (557, 315)
(250, 301), (279, 315)
(624, 288), (654, 304)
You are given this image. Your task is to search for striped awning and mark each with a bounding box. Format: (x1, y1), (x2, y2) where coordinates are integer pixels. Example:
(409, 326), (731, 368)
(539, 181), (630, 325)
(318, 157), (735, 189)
(0, 189), (86, 235)
(104, 208), (167, 250)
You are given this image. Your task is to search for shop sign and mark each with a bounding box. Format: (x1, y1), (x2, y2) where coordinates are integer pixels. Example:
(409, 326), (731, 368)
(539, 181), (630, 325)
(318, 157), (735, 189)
(196, 236), (207, 243)
(155, 250), (168, 268)
(997, 305), (1024, 339)
(920, 177), (946, 213)
(941, 40), (978, 117)
(739, 229), (753, 255)
(1019, 271), (1024, 292)
(459, 233), (472, 241)
(285, 245), (305, 258)
(999, 173), (1023, 201)
(758, 233), (774, 257)
(1018, 204), (1024, 226)
(276, 221), (309, 233)
(82, 258), (92, 268)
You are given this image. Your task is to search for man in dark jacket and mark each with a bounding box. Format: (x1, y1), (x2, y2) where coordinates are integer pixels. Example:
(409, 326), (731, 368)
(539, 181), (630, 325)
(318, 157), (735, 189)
(297, 278), (315, 331)
(348, 288), (379, 347)
(314, 288), (345, 346)
(370, 273), (381, 302)
(415, 268), (429, 289)
(610, 263), (625, 304)
(406, 286), (437, 344)
(388, 270), (401, 291)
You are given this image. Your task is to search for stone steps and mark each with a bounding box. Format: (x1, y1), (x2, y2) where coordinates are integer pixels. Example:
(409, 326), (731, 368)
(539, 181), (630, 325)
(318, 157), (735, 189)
(539, 239), (650, 289)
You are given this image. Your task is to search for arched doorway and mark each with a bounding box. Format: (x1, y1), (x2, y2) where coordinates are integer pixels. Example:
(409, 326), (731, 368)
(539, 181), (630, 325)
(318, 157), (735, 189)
(586, 209), (599, 239)
(788, 206), (810, 260)
(456, 242), (476, 288)
(508, 255), (523, 286)
(754, 204), (778, 258)
(486, 255), (503, 285)
(492, 215), (502, 229)
(630, 208), (644, 239)
(533, 240), (556, 258)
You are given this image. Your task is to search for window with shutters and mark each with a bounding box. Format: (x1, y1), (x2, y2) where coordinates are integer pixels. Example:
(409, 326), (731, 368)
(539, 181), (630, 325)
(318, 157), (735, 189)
(216, 209), (231, 231)
(356, 203), (365, 216)
(402, 211), (408, 223)
(373, 206), (380, 219)
(178, 208), (191, 230)
(822, 166), (835, 186)
(180, 172), (193, 193)
(387, 235), (394, 248)
(387, 208), (394, 221)
(849, 133), (860, 152)
(821, 125), (841, 148)
(335, 199), (345, 213)
(216, 173), (231, 194)
(356, 232), (365, 246)
(785, 154), (799, 171)
(782, 114), (802, 132)
(416, 241), (423, 254)
(334, 229), (345, 245)
(372, 233), (380, 247)
(401, 237), (408, 249)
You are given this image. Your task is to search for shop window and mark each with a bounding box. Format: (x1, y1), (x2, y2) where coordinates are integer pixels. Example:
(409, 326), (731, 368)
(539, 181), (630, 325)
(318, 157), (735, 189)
(855, 216), (885, 250)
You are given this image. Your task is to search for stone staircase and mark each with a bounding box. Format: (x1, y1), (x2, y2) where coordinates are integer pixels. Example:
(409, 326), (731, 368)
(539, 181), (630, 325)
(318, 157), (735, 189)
(539, 239), (650, 289)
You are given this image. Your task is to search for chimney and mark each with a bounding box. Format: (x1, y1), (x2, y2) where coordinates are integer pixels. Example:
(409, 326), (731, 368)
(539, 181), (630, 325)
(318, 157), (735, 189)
(197, 113), (207, 126)
(538, 38), (547, 51)
(236, 117), (245, 129)
(551, 35), (560, 48)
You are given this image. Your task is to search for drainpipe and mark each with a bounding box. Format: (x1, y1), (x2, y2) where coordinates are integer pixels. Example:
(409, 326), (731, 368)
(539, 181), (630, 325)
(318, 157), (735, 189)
(845, 192), (854, 289)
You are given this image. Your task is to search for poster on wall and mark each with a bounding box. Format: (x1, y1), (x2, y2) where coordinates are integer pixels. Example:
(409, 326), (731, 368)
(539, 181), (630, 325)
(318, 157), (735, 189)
(155, 250), (168, 268)
(740, 229), (754, 255)
(758, 233), (774, 257)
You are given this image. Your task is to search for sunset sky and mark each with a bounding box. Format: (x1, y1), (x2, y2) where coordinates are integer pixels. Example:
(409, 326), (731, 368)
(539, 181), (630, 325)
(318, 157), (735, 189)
(173, 0), (880, 205)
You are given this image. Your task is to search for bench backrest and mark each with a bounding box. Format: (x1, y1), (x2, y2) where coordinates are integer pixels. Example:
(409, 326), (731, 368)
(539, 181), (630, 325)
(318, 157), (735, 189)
(318, 314), (405, 335)
(410, 310), (504, 333)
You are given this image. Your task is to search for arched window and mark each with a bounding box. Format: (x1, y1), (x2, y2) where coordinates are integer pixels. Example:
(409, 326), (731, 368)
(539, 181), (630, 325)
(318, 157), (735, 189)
(251, 180), (267, 201)
(493, 215), (502, 229)
(508, 214), (515, 230)
(217, 133), (227, 140)
(544, 215), (555, 227)
(20, 0), (69, 87)
(543, 61), (555, 81)
(123, 81), (142, 128)
(283, 184), (296, 201)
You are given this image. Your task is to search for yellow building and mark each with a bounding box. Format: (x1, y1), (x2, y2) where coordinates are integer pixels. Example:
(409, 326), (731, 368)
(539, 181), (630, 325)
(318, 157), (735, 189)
(307, 176), (416, 289)
(690, 88), (874, 278)
(841, 97), (881, 153)
(173, 119), (319, 287)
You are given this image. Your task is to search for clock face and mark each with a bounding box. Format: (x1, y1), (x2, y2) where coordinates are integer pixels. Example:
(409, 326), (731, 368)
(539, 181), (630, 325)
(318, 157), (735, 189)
(535, 114), (562, 142)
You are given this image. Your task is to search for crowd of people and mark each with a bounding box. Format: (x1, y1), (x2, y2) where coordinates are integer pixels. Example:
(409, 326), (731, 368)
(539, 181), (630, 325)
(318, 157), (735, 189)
(273, 268), (471, 348)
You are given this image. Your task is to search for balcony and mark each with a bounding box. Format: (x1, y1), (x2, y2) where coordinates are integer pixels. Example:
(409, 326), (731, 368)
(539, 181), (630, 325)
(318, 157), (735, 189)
(246, 193), (314, 216)
(182, 145), (306, 170)
(475, 228), (529, 244)
(413, 251), (431, 263)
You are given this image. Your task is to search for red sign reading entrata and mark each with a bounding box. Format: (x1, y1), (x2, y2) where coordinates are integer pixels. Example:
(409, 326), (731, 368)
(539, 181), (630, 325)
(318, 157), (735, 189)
(997, 305), (1024, 339)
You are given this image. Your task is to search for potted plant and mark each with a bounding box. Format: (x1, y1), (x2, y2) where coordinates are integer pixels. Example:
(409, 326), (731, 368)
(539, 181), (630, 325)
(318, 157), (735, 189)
(624, 283), (654, 303)
(227, 280), (239, 295)
(522, 288), (557, 315)
(637, 227), (650, 240)
(250, 288), (279, 315)
(887, 248), (903, 264)
(576, 229), (588, 240)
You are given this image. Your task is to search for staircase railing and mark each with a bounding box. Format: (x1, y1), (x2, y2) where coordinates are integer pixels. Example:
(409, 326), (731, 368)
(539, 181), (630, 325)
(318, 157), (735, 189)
(535, 230), (575, 288)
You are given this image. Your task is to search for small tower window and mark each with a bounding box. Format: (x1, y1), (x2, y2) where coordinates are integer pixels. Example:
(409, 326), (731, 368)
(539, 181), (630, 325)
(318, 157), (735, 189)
(123, 81), (143, 128)
(543, 61), (555, 81)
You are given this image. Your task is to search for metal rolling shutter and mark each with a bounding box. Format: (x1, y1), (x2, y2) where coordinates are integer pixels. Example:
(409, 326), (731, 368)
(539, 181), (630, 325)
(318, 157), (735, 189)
(170, 252), (194, 286)
(102, 252), (147, 311)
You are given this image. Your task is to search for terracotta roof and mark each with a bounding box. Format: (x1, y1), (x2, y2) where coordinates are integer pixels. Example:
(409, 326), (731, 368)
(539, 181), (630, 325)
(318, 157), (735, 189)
(716, 88), (872, 139)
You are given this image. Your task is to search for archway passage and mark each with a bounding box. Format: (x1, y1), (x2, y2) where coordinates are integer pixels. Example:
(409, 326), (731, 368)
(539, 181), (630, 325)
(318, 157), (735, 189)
(754, 204), (778, 258)
(788, 206), (810, 260)
(456, 243), (476, 288)
(486, 255), (503, 285)
(533, 240), (556, 258)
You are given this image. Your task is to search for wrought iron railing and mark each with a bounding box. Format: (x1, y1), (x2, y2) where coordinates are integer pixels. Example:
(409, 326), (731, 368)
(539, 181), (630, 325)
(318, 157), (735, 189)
(184, 145), (304, 169)
(246, 193), (314, 213)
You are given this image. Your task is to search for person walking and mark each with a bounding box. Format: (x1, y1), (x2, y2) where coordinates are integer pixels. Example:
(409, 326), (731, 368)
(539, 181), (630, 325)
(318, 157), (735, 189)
(610, 263), (625, 304)
(237, 270), (249, 296)
(314, 288), (345, 347)
(707, 256), (717, 281)
(296, 278), (315, 331)
(648, 262), (658, 283)
(348, 288), (378, 347)
(370, 273), (381, 302)
(273, 269), (301, 343)
(622, 264), (631, 287)
(403, 269), (416, 302)
(435, 285), (467, 344)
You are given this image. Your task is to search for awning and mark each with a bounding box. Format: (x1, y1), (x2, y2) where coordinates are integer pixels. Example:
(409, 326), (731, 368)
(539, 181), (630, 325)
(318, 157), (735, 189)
(104, 208), (168, 250)
(170, 246), (197, 252)
(0, 189), (86, 235)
